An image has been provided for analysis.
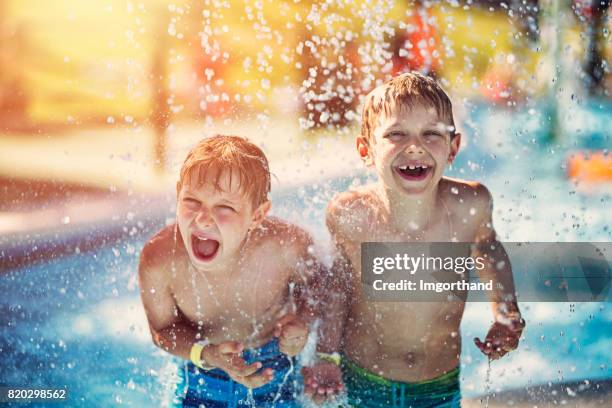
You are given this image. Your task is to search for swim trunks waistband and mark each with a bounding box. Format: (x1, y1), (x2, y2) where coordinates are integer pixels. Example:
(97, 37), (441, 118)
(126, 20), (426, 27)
(342, 357), (460, 399)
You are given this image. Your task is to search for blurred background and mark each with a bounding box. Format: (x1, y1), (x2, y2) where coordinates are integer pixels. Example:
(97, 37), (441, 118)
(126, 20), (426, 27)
(0, 0), (611, 407)
(0, 0), (609, 195)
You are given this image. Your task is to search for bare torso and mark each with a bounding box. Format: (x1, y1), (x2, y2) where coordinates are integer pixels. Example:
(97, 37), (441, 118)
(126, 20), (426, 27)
(330, 178), (488, 381)
(155, 218), (304, 349)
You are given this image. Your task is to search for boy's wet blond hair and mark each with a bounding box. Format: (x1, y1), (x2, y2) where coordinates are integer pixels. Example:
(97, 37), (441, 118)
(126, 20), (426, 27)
(361, 72), (456, 143)
(178, 135), (271, 208)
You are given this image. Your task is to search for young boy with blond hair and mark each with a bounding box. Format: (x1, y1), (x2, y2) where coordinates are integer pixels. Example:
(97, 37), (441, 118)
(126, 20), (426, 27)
(303, 72), (525, 407)
(139, 135), (320, 407)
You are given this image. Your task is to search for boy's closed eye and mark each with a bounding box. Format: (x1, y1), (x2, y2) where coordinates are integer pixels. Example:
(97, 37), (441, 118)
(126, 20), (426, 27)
(384, 131), (405, 140)
(183, 197), (200, 205)
(423, 131), (444, 139)
(217, 204), (236, 213)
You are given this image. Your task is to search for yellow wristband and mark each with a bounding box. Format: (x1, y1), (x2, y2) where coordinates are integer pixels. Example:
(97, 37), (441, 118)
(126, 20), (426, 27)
(317, 352), (341, 366)
(190, 340), (211, 369)
(190, 343), (205, 369)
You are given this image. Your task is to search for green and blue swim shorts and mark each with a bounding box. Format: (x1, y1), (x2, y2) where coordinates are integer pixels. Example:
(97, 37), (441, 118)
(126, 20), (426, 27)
(342, 358), (461, 408)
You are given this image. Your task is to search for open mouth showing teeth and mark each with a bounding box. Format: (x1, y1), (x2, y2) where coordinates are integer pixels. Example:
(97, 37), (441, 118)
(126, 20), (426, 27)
(191, 235), (220, 261)
(396, 164), (432, 181)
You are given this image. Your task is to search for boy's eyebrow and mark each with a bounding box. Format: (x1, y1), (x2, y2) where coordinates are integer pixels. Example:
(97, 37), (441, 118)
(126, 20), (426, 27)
(383, 121), (445, 132)
(383, 123), (407, 131)
(424, 124), (448, 132)
(183, 188), (241, 199)
(219, 197), (240, 204)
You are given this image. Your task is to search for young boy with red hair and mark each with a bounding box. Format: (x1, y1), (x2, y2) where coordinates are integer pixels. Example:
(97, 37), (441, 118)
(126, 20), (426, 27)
(139, 135), (320, 407)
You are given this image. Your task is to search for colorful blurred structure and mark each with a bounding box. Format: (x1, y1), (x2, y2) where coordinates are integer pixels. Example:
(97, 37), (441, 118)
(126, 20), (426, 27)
(567, 151), (612, 183)
(391, 7), (441, 77)
(4, 0), (608, 128)
(0, 0), (609, 183)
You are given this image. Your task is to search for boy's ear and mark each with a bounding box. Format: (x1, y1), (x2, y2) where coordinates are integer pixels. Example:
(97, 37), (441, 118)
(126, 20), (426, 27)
(356, 136), (373, 166)
(176, 181), (181, 196)
(448, 133), (461, 163)
(250, 200), (271, 229)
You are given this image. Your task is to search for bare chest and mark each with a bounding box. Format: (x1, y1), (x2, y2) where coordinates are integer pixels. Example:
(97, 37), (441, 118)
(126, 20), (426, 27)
(170, 261), (291, 333)
(345, 210), (478, 270)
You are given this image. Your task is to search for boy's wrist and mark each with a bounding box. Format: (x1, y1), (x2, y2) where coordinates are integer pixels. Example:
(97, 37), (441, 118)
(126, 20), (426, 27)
(190, 340), (215, 370)
(316, 351), (342, 366)
(494, 305), (524, 329)
(494, 301), (521, 316)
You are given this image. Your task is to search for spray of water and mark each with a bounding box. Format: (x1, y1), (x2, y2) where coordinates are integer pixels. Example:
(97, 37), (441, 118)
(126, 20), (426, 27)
(483, 357), (492, 408)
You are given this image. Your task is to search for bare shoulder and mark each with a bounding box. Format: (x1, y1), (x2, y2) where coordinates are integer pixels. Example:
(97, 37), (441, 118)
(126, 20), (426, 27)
(255, 217), (313, 257)
(138, 225), (180, 331)
(440, 177), (493, 225)
(139, 224), (176, 282)
(326, 184), (378, 240)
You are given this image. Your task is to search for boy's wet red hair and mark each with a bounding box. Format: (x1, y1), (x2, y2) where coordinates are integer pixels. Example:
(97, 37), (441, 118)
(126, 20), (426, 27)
(178, 135), (271, 208)
(361, 72), (456, 143)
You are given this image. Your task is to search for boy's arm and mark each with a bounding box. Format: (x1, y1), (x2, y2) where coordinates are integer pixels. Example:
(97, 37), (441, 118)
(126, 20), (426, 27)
(138, 242), (201, 361)
(289, 230), (322, 323)
(273, 227), (324, 356)
(316, 200), (354, 355)
(471, 185), (520, 313)
(316, 232), (351, 355)
(284, 229), (350, 354)
(471, 185), (525, 358)
(302, 204), (352, 402)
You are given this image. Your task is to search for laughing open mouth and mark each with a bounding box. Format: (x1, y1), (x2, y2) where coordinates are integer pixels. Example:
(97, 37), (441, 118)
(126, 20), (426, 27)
(191, 235), (220, 261)
(395, 164), (432, 181)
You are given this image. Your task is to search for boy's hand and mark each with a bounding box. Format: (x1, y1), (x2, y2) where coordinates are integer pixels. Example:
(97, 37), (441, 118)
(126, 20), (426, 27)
(302, 362), (344, 404)
(474, 314), (525, 360)
(202, 341), (274, 388)
(274, 313), (308, 356)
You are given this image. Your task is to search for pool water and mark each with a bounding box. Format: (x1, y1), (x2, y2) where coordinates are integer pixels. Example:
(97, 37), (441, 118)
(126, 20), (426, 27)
(1, 101), (610, 406)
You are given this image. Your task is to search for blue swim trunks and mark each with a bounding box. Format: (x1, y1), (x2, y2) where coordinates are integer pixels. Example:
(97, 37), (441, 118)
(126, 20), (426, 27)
(342, 358), (461, 408)
(172, 339), (299, 408)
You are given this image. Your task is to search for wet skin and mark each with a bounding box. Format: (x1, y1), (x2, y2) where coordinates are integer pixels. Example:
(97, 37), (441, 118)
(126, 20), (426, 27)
(304, 105), (523, 401)
(139, 168), (318, 389)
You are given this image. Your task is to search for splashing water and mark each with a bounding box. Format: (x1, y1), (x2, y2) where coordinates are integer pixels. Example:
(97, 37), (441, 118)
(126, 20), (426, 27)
(270, 279), (299, 404)
(247, 388), (257, 407)
(272, 356), (295, 405)
(483, 357), (492, 408)
(288, 281), (297, 314)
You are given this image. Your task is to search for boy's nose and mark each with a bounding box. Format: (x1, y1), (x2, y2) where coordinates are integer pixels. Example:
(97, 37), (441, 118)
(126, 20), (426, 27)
(195, 209), (214, 227)
(405, 143), (425, 155)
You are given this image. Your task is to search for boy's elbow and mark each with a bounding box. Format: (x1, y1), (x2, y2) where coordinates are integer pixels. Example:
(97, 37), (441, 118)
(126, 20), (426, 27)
(152, 334), (165, 350)
(149, 325), (174, 352)
(147, 324), (163, 346)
